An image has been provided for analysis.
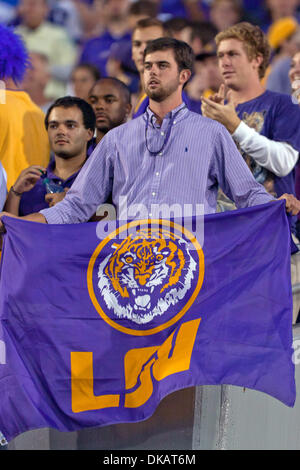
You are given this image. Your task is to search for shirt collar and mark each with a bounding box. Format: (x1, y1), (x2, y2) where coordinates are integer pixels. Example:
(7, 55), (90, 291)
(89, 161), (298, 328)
(145, 101), (188, 127)
(46, 158), (82, 183)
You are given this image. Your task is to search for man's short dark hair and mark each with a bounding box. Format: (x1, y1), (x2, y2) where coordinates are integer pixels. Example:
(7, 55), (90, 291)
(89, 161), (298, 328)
(143, 37), (194, 74)
(45, 96), (96, 131)
(72, 63), (101, 81)
(90, 77), (131, 105)
(132, 17), (171, 37)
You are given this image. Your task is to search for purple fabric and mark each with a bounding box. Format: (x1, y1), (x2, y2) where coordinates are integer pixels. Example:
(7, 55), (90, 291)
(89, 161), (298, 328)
(79, 30), (131, 77)
(0, 201), (295, 442)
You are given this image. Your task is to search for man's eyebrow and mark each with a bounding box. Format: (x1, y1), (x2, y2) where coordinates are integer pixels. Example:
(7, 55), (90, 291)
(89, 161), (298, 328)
(89, 94), (118, 99)
(49, 119), (78, 125)
(144, 60), (171, 65)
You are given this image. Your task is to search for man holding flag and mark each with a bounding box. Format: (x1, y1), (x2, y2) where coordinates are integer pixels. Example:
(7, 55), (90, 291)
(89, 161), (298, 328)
(0, 38), (299, 446)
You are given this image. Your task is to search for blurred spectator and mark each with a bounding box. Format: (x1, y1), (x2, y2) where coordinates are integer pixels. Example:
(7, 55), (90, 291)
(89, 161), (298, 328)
(0, 23), (50, 190)
(261, 0), (300, 32)
(106, 41), (139, 93)
(209, 0), (244, 32)
(70, 0), (106, 39)
(4, 96), (95, 216)
(185, 54), (209, 100)
(15, 0), (77, 99)
(186, 51), (222, 100)
(79, 0), (131, 78)
(266, 17), (300, 94)
(88, 77), (132, 145)
(158, 0), (205, 21)
(48, 0), (82, 43)
(189, 20), (218, 55)
(164, 17), (192, 44)
(22, 51), (53, 113)
(69, 63), (101, 100)
(128, 0), (158, 30)
(105, 0), (157, 93)
(289, 50), (300, 102)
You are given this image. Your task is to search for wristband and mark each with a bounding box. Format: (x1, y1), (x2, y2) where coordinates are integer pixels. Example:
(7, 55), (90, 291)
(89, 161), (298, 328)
(10, 186), (22, 197)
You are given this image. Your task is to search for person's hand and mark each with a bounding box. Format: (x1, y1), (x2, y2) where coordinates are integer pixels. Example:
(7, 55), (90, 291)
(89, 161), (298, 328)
(201, 85), (241, 134)
(45, 188), (69, 207)
(278, 194), (300, 215)
(12, 165), (47, 195)
(0, 211), (20, 233)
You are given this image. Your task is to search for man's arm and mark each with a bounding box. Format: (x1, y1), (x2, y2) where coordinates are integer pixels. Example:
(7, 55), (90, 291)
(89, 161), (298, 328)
(40, 135), (113, 224)
(0, 211), (47, 233)
(201, 94), (298, 177)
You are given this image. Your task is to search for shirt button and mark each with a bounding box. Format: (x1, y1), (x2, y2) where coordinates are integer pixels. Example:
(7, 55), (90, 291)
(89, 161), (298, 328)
(173, 120), (177, 124)
(161, 131), (164, 136)
(156, 172), (159, 176)
(159, 152), (162, 156)
(152, 192), (156, 196)
(149, 213), (152, 217)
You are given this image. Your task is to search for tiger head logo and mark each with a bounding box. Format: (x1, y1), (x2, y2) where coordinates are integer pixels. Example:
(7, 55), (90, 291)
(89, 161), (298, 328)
(97, 228), (197, 324)
(242, 111), (266, 133)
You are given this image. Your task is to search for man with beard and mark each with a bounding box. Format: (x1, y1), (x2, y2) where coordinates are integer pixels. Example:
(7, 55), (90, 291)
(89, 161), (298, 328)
(1, 38), (299, 225)
(3, 96), (95, 216)
(88, 77), (132, 150)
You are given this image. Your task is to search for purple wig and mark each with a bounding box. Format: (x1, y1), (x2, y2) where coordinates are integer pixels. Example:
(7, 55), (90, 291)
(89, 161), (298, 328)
(0, 24), (30, 84)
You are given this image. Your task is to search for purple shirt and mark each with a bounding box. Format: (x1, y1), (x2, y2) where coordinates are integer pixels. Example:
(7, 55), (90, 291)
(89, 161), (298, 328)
(79, 30), (131, 77)
(40, 103), (273, 224)
(19, 160), (81, 216)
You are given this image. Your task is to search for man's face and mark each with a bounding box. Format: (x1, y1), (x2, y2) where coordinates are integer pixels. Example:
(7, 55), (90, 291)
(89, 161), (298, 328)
(18, 0), (48, 29)
(143, 49), (187, 102)
(88, 80), (130, 134)
(203, 56), (223, 92)
(289, 52), (300, 86)
(104, 0), (129, 21)
(47, 106), (93, 159)
(22, 52), (50, 90)
(71, 67), (97, 101)
(217, 38), (260, 91)
(132, 26), (165, 73)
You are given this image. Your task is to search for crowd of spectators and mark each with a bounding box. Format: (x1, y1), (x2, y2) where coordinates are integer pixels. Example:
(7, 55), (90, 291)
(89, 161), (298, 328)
(0, 0), (299, 110)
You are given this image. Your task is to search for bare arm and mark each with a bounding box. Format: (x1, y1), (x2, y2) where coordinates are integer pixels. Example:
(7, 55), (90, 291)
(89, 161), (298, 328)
(0, 211), (47, 233)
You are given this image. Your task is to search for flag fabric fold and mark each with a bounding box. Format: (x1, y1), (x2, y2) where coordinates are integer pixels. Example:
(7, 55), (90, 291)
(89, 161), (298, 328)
(0, 201), (296, 443)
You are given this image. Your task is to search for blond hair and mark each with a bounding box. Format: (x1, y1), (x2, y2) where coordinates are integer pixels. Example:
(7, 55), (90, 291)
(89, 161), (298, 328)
(215, 22), (270, 79)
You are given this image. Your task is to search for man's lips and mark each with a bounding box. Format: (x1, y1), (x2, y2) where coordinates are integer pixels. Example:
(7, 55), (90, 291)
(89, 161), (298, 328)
(222, 71), (235, 78)
(55, 139), (69, 144)
(96, 113), (108, 120)
(148, 79), (160, 87)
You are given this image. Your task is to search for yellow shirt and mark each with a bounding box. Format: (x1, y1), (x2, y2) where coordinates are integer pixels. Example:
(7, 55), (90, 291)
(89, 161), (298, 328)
(0, 90), (50, 189)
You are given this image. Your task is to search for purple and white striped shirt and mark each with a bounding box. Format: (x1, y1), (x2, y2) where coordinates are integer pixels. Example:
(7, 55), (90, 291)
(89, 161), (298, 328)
(40, 103), (273, 224)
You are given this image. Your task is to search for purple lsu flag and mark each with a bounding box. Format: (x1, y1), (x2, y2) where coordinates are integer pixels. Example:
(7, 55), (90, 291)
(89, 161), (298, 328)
(0, 201), (296, 443)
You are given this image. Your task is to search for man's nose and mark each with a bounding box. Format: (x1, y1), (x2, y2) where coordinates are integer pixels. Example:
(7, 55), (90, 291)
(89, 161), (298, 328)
(95, 99), (106, 109)
(56, 124), (67, 134)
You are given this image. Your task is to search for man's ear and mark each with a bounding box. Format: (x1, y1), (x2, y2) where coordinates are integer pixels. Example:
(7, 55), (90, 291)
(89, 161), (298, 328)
(87, 128), (94, 141)
(125, 103), (132, 119)
(180, 69), (192, 86)
(253, 54), (263, 72)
